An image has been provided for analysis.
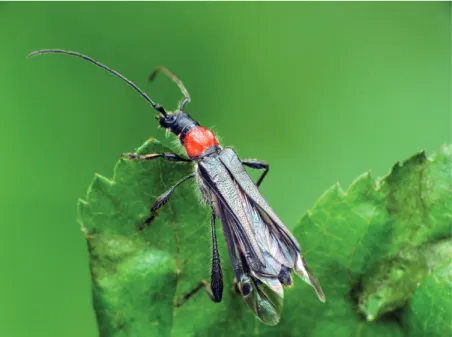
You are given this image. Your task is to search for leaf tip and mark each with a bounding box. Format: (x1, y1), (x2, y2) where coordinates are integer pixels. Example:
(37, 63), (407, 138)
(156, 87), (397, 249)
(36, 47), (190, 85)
(331, 181), (345, 197)
(312, 181), (345, 209)
(404, 149), (427, 166)
(76, 198), (87, 216)
(348, 171), (375, 193)
(77, 197), (88, 206)
(360, 294), (383, 322)
(76, 198), (89, 231)
(92, 173), (114, 189)
(390, 160), (401, 173)
(135, 138), (163, 155)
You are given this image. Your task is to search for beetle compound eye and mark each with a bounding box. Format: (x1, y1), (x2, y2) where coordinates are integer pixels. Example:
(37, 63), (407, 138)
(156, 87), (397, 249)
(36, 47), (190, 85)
(160, 114), (177, 128)
(166, 115), (177, 123)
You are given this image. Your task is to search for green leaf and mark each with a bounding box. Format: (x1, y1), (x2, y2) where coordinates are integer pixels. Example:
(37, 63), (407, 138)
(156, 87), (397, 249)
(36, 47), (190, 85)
(77, 142), (451, 337)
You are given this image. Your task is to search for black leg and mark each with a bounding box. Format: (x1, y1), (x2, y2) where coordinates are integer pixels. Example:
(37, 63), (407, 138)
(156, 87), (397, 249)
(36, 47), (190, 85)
(139, 173), (195, 230)
(175, 280), (220, 307)
(121, 152), (191, 163)
(242, 159), (269, 187)
(175, 281), (206, 307)
(210, 206), (223, 302)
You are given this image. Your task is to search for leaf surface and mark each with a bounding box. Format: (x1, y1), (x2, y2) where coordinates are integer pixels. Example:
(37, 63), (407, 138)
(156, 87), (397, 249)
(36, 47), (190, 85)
(78, 142), (451, 337)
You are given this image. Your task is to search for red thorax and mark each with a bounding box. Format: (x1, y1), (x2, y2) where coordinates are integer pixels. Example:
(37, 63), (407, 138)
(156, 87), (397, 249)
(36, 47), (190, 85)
(183, 126), (219, 158)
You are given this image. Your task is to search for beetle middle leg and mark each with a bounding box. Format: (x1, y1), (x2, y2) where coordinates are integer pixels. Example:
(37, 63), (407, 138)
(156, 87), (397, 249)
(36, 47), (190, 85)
(174, 280), (220, 307)
(121, 152), (194, 230)
(138, 173), (195, 230)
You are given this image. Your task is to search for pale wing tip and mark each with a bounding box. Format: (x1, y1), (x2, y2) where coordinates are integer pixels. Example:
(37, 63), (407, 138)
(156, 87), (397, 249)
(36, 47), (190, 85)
(307, 272), (326, 303)
(303, 273), (327, 303)
(315, 285), (326, 303)
(294, 254), (326, 302)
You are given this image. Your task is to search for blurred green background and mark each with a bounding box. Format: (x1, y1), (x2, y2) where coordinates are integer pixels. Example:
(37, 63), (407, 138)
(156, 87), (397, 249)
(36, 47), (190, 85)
(0, 2), (450, 337)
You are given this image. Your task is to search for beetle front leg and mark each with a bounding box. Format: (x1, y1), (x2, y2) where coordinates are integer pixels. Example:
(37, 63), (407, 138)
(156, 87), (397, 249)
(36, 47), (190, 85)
(121, 152), (191, 163)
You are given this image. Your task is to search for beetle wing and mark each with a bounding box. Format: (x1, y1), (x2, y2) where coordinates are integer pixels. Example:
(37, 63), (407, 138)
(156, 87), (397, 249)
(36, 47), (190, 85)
(218, 148), (300, 252)
(198, 155), (266, 270)
(199, 153), (297, 279)
(218, 148), (325, 302)
(198, 150), (325, 305)
(213, 192), (283, 326)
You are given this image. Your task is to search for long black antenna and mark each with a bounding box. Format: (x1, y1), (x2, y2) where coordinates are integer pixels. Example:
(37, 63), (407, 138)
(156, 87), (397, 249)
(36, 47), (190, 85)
(28, 49), (167, 116)
(149, 67), (191, 111)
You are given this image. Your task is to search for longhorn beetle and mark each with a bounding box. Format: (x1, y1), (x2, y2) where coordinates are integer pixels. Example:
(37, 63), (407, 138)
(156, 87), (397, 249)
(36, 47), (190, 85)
(28, 49), (325, 326)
